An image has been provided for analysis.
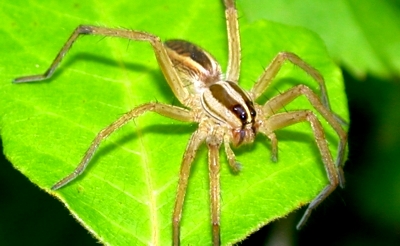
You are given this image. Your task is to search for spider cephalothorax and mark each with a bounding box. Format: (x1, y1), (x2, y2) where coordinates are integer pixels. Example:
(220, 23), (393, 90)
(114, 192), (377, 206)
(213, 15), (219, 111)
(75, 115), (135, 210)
(166, 39), (259, 147)
(14, 0), (347, 245)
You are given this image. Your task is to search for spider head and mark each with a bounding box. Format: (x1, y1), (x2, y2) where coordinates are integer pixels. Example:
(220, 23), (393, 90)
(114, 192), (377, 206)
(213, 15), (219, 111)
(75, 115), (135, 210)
(201, 81), (258, 146)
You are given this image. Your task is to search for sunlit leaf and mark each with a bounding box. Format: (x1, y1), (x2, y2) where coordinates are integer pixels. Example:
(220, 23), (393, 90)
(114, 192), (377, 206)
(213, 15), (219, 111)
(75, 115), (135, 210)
(0, 0), (348, 245)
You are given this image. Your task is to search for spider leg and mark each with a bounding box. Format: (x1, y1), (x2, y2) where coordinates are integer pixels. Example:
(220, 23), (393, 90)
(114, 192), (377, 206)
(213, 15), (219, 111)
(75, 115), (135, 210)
(263, 110), (340, 229)
(223, 135), (241, 172)
(51, 103), (193, 190)
(250, 52), (331, 111)
(263, 132), (279, 162)
(172, 129), (206, 246)
(224, 0), (241, 83)
(207, 135), (222, 246)
(13, 25), (190, 104)
(262, 84), (347, 186)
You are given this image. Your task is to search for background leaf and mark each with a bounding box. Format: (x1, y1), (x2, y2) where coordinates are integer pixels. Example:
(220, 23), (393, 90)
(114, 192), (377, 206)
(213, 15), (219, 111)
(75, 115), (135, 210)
(1, 0), (348, 245)
(239, 0), (400, 79)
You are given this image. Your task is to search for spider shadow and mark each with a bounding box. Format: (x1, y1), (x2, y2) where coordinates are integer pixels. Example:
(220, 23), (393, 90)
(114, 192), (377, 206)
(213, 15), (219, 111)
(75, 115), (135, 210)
(65, 122), (339, 192)
(46, 52), (173, 98)
(70, 122), (196, 185)
(233, 128), (338, 175)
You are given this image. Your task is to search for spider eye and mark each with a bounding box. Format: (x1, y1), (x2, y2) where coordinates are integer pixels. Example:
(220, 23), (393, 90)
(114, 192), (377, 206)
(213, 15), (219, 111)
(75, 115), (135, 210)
(232, 104), (247, 121)
(250, 109), (256, 117)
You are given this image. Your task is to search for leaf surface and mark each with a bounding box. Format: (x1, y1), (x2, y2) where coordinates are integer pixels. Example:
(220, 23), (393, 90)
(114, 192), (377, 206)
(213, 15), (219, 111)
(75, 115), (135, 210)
(0, 0), (348, 245)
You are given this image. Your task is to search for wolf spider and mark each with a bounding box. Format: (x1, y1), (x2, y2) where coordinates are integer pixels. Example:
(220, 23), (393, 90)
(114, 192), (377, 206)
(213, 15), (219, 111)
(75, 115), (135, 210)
(14, 0), (347, 245)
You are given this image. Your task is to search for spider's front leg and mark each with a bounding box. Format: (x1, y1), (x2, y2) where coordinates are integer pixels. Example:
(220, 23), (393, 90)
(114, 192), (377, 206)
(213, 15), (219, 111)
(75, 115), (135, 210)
(207, 135), (223, 246)
(13, 25), (190, 104)
(250, 52), (331, 111)
(262, 110), (342, 229)
(261, 84), (347, 183)
(172, 128), (224, 246)
(224, 0), (240, 82)
(52, 103), (193, 190)
(172, 129), (206, 246)
(251, 51), (347, 178)
(252, 51), (347, 228)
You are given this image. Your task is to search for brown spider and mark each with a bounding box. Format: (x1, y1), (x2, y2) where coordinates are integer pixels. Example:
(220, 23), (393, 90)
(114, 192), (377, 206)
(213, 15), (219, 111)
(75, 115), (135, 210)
(13, 0), (347, 245)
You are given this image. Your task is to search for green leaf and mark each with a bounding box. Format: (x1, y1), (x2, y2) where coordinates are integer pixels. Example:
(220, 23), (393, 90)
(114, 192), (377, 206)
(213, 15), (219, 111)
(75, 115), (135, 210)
(238, 0), (400, 79)
(0, 0), (348, 245)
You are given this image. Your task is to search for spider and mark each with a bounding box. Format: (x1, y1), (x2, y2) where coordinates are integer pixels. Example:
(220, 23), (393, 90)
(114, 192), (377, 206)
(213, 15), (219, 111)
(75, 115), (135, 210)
(13, 0), (347, 245)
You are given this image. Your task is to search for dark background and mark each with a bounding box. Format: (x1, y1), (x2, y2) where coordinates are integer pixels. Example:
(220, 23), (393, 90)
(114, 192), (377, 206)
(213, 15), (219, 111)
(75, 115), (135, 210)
(2, 67), (400, 245)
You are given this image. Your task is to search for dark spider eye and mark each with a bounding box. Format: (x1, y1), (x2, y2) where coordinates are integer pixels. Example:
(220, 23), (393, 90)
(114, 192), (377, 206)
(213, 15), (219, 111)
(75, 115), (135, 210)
(250, 108), (256, 117)
(232, 104), (247, 121)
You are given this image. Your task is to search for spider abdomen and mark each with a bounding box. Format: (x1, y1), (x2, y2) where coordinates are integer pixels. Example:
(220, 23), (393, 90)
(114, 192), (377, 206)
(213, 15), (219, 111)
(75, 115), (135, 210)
(165, 39), (222, 91)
